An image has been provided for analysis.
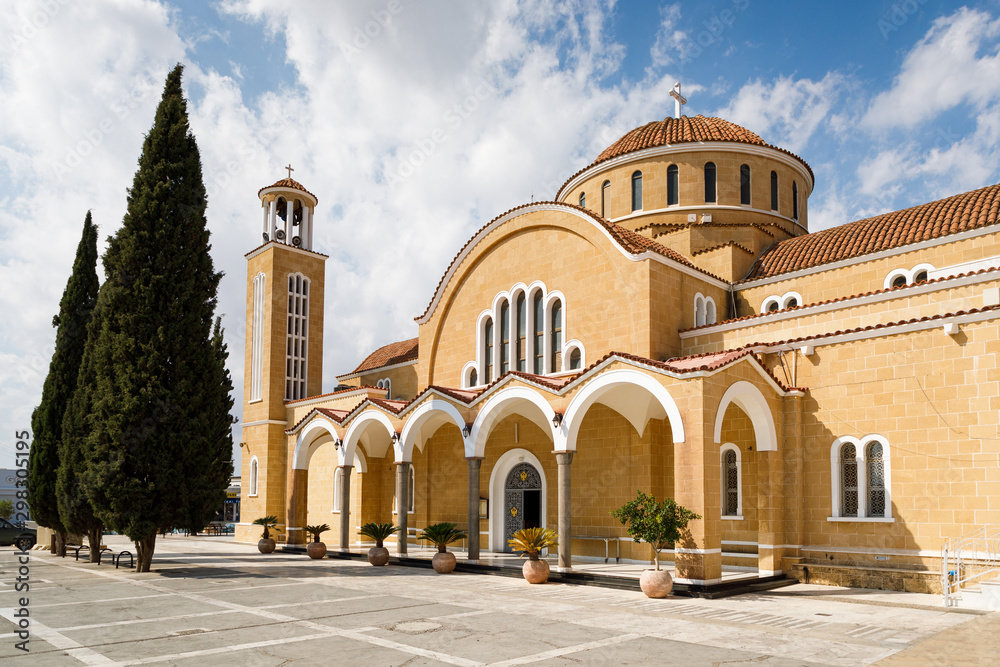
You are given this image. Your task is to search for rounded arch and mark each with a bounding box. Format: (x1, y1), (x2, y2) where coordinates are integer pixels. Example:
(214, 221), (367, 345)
(761, 296), (781, 314)
(292, 417), (341, 470)
(398, 399), (467, 462)
(562, 339), (585, 372)
(487, 448), (547, 554)
(563, 369), (685, 451)
(469, 387), (557, 458)
(342, 409), (396, 466)
(713, 381), (778, 452)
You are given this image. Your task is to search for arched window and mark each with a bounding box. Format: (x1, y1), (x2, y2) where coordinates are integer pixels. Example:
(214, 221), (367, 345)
(249, 456), (259, 496)
(500, 301), (510, 375)
(767, 300), (780, 313)
(251, 273), (265, 402)
(704, 162), (716, 203)
(705, 298), (716, 324)
(285, 274), (310, 400)
(470, 369), (478, 387)
(913, 269), (929, 284)
(667, 164), (679, 206)
(533, 292), (544, 374)
(867, 441), (886, 517)
(740, 164), (751, 205)
(792, 181), (799, 220)
(550, 299), (562, 373)
(770, 171), (778, 211)
(484, 318), (494, 383)
(694, 294), (705, 327)
(579, 192), (585, 208)
(601, 180), (611, 217)
(516, 293), (526, 371)
(333, 468), (344, 512)
(569, 347), (582, 370)
(631, 171), (643, 212)
(785, 297), (798, 309)
(840, 443), (858, 517)
(722, 447), (740, 517)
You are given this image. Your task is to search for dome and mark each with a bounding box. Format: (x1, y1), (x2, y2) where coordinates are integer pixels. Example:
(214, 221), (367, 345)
(593, 115), (812, 179)
(257, 177), (318, 204)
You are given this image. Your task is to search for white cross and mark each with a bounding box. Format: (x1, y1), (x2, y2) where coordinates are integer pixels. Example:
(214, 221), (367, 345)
(669, 82), (687, 119)
(285, 164), (294, 179)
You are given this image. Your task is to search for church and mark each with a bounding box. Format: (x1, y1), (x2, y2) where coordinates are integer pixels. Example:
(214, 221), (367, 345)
(236, 101), (1000, 595)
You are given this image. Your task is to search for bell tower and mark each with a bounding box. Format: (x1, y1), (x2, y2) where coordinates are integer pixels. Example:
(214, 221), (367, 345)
(239, 172), (326, 543)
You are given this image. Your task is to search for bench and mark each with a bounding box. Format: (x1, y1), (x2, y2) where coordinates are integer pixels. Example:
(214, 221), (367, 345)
(570, 535), (621, 563)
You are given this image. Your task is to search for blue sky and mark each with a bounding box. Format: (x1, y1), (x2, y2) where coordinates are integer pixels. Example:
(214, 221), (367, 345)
(1, 0), (998, 468)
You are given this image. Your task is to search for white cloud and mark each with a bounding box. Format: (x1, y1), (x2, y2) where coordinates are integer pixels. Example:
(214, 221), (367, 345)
(649, 3), (685, 68)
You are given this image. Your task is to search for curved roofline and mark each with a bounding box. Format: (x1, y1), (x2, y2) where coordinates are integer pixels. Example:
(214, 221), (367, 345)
(556, 141), (814, 203)
(257, 177), (318, 205)
(414, 201), (728, 324)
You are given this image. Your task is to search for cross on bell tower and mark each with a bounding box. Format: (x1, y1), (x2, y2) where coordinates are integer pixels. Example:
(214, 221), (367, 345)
(285, 164), (294, 179)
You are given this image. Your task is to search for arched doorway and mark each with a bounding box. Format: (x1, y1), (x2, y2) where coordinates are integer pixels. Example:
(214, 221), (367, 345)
(503, 462), (542, 551)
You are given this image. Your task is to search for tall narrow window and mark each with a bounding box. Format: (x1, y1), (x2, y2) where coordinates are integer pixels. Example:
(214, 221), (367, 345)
(569, 348), (581, 370)
(251, 273), (265, 402)
(470, 369), (478, 387)
(516, 293), (526, 371)
(533, 292), (544, 374)
(867, 442), (886, 517)
(550, 299), (562, 373)
(249, 456), (259, 496)
(601, 180), (611, 217)
(500, 301), (510, 375)
(285, 274), (309, 400)
(631, 171), (643, 211)
(770, 171), (778, 211)
(579, 192), (585, 208)
(704, 162), (717, 203)
(740, 164), (751, 205)
(724, 449), (739, 516)
(667, 164), (679, 206)
(841, 443), (858, 517)
(792, 182), (799, 220)
(484, 318), (494, 383)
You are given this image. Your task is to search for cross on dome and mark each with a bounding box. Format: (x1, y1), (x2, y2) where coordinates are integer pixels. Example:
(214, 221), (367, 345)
(669, 82), (687, 119)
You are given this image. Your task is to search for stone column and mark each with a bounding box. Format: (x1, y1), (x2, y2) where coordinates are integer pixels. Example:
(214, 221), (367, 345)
(268, 198), (277, 239)
(555, 451), (574, 571)
(283, 199), (292, 243)
(261, 202), (269, 239)
(395, 461), (410, 555)
(338, 465), (353, 552)
(285, 468), (308, 545)
(467, 457), (483, 562)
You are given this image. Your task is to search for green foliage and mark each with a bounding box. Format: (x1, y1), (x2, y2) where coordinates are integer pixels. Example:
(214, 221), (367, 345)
(0, 499), (14, 521)
(359, 521), (399, 547)
(29, 212), (99, 535)
(507, 527), (558, 559)
(73, 64), (234, 572)
(611, 491), (700, 570)
(419, 522), (467, 552)
(305, 523), (330, 543)
(253, 515), (278, 540)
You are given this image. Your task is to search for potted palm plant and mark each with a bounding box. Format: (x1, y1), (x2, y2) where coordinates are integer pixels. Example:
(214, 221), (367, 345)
(359, 521), (399, 566)
(508, 527), (558, 584)
(419, 522), (467, 573)
(305, 524), (330, 559)
(611, 491), (700, 598)
(253, 515), (278, 554)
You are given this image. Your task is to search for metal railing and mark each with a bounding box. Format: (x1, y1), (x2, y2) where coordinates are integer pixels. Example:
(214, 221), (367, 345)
(941, 525), (1000, 606)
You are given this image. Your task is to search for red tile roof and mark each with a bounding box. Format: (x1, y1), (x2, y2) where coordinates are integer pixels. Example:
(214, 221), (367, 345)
(257, 177), (318, 202)
(348, 338), (419, 374)
(744, 182), (1000, 281)
(284, 385), (382, 405)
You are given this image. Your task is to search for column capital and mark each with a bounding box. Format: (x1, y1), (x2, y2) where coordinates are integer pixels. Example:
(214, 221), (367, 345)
(554, 450), (575, 465)
(394, 460), (411, 468)
(465, 456), (484, 467)
(337, 464), (354, 472)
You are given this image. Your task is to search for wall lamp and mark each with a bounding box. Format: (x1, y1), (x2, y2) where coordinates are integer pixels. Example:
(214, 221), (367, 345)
(551, 413), (563, 428)
(462, 423), (472, 437)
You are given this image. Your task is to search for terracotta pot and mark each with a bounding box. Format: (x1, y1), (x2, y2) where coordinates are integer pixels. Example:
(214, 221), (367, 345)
(432, 551), (457, 573)
(639, 568), (673, 598)
(307, 541), (327, 559)
(258, 538), (276, 554)
(522, 556), (549, 584)
(368, 546), (390, 566)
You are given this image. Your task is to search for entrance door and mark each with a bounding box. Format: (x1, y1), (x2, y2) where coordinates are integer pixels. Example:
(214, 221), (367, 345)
(503, 462), (542, 552)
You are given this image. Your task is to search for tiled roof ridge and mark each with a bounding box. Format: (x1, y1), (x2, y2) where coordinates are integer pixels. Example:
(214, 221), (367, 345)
(743, 182), (1000, 281)
(257, 177), (318, 202)
(644, 221), (782, 241)
(557, 115), (814, 199)
(683, 264), (1000, 333)
(243, 240), (329, 258)
(348, 337), (419, 374)
(284, 406), (352, 434)
(284, 385), (385, 405)
(692, 241), (755, 257)
(414, 201), (726, 322)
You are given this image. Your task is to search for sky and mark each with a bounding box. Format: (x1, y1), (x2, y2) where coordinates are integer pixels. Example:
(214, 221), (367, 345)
(2, 0), (999, 469)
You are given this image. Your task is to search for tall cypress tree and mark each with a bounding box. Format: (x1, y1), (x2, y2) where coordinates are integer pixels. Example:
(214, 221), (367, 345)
(29, 212), (99, 556)
(79, 64), (234, 572)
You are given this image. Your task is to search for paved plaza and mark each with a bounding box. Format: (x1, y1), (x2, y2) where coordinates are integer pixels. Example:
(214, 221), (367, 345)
(0, 536), (997, 666)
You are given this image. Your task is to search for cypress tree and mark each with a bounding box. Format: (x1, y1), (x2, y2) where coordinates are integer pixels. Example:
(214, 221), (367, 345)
(79, 64), (234, 572)
(29, 212), (99, 557)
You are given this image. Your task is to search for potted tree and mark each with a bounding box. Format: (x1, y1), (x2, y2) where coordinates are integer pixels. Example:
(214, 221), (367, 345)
(508, 527), (558, 584)
(611, 491), (700, 598)
(305, 524), (330, 559)
(359, 521), (399, 566)
(418, 522), (467, 573)
(253, 515), (278, 554)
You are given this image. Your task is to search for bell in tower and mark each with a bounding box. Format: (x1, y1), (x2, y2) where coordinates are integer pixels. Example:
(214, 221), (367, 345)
(258, 165), (318, 250)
